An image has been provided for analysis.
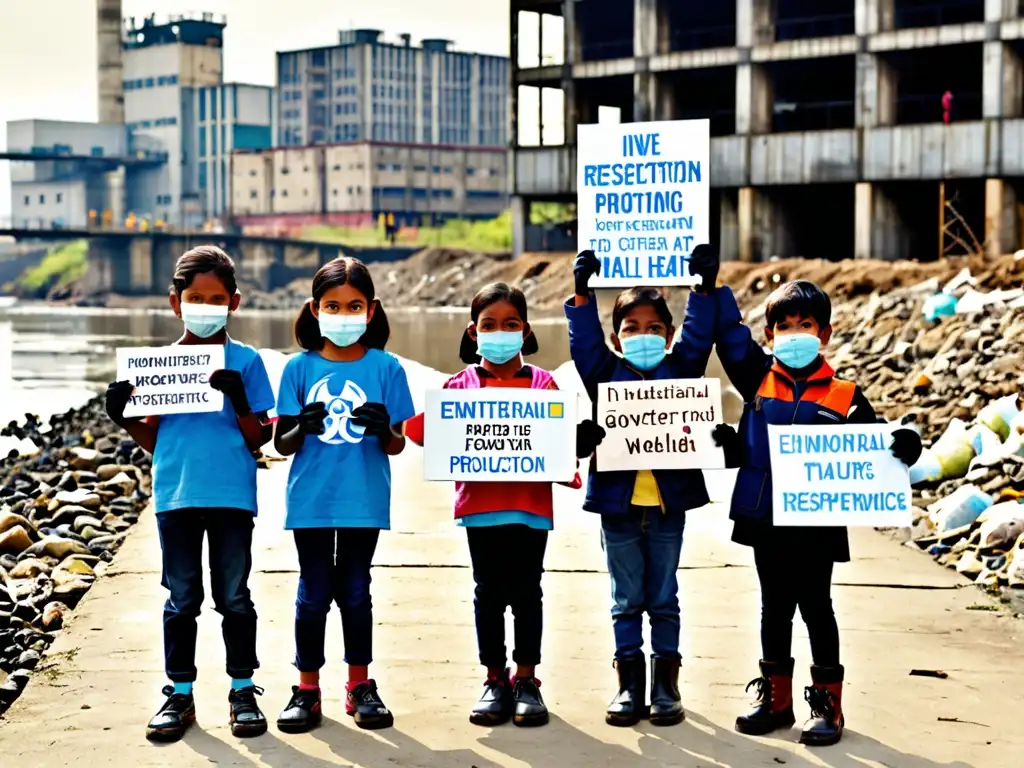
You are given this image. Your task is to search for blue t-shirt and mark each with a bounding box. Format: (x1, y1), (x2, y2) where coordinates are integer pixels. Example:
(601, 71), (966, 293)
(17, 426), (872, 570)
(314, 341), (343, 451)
(277, 349), (416, 530)
(152, 338), (275, 514)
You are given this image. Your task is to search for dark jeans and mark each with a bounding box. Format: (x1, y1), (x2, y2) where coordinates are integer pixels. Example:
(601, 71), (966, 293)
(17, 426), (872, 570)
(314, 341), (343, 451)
(601, 506), (685, 660)
(293, 527), (380, 670)
(754, 545), (840, 666)
(156, 508), (258, 682)
(466, 525), (548, 669)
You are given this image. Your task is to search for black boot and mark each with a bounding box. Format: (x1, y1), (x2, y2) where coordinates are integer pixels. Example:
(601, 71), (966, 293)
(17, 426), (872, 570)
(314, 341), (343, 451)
(145, 685), (196, 742)
(346, 680), (394, 730)
(605, 656), (647, 727)
(277, 686), (322, 734)
(800, 665), (845, 747)
(228, 685), (268, 738)
(511, 676), (549, 727)
(470, 670), (514, 727)
(649, 657), (685, 726)
(735, 659), (796, 735)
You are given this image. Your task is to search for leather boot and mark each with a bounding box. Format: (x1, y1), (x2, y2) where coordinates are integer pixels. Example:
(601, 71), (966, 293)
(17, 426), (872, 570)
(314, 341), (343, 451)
(649, 657), (685, 726)
(735, 659), (796, 735)
(800, 665), (844, 747)
(605, 656), (647, 727)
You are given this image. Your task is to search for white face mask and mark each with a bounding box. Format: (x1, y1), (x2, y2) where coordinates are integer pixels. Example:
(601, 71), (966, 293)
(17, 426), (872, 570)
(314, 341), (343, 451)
(319, 312), (367, 347)
(180, 303), (229, 338)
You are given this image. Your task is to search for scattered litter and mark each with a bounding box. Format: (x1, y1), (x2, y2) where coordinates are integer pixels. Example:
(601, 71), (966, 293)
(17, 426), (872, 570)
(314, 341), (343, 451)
(909, 669), (949, 679)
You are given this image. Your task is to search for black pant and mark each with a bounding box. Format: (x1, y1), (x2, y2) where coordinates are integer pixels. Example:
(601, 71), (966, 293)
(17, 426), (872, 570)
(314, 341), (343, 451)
(156, 508), (258, 682)
(466, 525), (548, 669)
(753, 546), (840, 667)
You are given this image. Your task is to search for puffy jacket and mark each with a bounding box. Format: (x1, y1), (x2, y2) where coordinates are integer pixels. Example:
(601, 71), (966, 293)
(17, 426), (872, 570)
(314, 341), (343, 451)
(563, 291), (716, 519)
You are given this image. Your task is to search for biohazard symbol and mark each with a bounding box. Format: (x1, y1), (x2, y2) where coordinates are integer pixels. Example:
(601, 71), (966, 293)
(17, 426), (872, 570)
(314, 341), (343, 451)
(305, 375), (368, 445)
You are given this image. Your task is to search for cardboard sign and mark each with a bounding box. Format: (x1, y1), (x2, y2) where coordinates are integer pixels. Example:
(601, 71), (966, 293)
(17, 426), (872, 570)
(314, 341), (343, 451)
(768, 424), (912, 528)
(423, 389), (577, 482)
(577, 119), (710, 288)
(116, 346), (225, 417)
(595, 379), (725, 471)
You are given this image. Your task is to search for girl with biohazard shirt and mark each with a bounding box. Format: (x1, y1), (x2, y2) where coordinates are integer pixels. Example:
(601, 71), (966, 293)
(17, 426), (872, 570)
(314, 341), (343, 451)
(272, 257), (415, 734)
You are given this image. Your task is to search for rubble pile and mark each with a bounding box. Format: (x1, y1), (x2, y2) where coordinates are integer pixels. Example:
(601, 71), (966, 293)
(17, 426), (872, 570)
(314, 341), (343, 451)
(0, 400), (151, 716)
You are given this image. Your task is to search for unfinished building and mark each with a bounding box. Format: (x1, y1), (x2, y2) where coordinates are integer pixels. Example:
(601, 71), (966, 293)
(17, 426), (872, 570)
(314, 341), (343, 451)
(511, 0), (1024, 261)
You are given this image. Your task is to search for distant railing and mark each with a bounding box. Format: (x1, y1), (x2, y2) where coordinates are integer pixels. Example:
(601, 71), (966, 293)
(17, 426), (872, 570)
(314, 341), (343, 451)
(774, 12), (856, 41)
(894, 0), (985, 29)
(772, 100), (855, 132)
(896, 92), (983, 124)
(670, 24), (736, 52)
(1, 146), (168, 164)
(0, 216), (203, 234)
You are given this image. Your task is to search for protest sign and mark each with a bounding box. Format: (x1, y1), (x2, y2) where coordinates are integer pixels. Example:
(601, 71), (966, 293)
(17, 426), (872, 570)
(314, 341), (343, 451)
(768, 423), (912, 528)
(577, 119), (710, 288)
(116, 346), (225, 417)
(595, 379), (724, 471)
(423, 389), (577, 482)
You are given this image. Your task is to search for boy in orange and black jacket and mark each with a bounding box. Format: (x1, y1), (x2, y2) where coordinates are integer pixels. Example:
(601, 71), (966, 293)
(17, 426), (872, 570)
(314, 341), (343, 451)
(710, 272), (921, 748)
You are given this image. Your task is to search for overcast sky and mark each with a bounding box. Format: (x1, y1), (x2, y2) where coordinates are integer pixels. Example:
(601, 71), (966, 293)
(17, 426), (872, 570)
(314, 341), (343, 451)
(0, 0), (514, 216)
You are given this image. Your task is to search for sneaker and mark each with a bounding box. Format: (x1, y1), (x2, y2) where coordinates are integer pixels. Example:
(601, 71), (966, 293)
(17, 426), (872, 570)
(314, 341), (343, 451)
(146, 685), (196, 742)
(345, 679), (394, 730)
(228, 685), (268, 738)
(277, 686), (323, 734)
(469, 670), (514, 727)
(511, 676), (549, 727)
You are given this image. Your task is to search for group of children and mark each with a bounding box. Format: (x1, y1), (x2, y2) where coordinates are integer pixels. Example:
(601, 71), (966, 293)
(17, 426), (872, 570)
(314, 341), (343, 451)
(104, 243), (921, 748)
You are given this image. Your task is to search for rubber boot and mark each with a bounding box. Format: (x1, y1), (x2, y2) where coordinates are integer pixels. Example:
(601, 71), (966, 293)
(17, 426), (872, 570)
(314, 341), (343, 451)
(800, 665), (844, 747)
(649, 657), (685, 726)
(605, 656), (647, 727)
(735, 659), (797, 735)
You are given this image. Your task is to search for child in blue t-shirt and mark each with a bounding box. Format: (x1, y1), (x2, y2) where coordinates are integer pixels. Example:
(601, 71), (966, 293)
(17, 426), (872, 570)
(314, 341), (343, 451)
(273, 257), (414, 734)
(103, 245), (276, 743)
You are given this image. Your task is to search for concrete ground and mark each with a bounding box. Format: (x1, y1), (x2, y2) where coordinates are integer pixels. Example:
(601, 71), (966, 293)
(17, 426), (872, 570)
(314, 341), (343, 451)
(1, 451), (1019, 768)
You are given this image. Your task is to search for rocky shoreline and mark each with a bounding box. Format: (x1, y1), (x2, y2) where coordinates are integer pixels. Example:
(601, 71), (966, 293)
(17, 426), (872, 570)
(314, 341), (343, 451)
(0, 400), (151, 717)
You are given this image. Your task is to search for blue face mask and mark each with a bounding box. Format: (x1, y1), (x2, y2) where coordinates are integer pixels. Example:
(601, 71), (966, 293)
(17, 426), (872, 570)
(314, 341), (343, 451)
(319, 312), (367, 348)
(180, 303), (228, 338)
(621, 334), (668, 371)
(476, 330), (524, 365)
(773, 332), (822, 369)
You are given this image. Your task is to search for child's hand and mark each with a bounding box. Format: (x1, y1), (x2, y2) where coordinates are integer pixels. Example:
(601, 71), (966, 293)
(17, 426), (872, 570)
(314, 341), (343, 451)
(209, 369), (251, 415)
(297, 402), (329, 435)
(574, 250), (601, 296)
(351, 402), (393, 441)
(712, 424), (743, 468)
(689, 243), (719, 294)
(104, 381), (135, 425)
(890, 428), (923, 467)
(575, 419), (606, 458)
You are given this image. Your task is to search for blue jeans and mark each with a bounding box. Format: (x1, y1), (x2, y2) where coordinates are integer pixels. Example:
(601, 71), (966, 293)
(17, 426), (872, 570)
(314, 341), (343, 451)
(156, 508), (258, 682)
(293, 527), (380, 671)
(601, 506), (685, 661)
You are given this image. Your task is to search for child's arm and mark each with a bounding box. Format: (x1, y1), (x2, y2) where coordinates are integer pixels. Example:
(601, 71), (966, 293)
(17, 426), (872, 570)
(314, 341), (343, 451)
(667, 289), (716, 377)
(354, 356), (416, 457)
(104, 381), (158, 453)
(714, 285), (773, 402)
(272, 358), (325, 456)
(123, 416), (159, 454)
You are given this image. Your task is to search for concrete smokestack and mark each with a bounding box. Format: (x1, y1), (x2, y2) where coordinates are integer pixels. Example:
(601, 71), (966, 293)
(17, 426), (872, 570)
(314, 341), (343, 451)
(97, 0), (124, 124)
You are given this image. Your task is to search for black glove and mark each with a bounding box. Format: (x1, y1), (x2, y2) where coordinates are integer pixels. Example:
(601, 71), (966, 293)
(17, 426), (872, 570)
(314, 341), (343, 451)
(573, 250), (601, 296)
(208, 369), (251, 415)
(576, 419), (606, 459)
(890, 428), (923, 467)
(104, 381), (136, 426)
(689, 243), (719, 294)
(296, 402), (328, 435)
(712, 423), (743, 468)
(351, 402), (393, 442)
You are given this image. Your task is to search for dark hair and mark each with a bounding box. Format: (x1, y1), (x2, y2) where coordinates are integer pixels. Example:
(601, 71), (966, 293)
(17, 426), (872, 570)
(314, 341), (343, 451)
(294, 257), (390, 351)
(171, 245), (237, 295)
(611, 287), (673, 334)
(459, 282), (540, 365)
(765, 279), (832, 330)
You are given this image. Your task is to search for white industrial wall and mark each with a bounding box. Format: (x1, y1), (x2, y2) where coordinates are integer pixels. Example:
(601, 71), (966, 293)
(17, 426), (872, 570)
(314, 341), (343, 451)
(231, 153), (273, 215)
(235, 84), (273, 125)
(325, 144), (372, 212)
(271, 148), (323, 213)
(11, 180), (89, 227)
(5, 121), (126, 183)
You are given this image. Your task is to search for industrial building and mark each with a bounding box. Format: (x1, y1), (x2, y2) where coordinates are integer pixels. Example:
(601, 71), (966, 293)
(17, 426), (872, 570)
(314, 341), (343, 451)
(230, 142), (508, 232)
(511, 0), (1024, 261)
(276, 30), (508, 149)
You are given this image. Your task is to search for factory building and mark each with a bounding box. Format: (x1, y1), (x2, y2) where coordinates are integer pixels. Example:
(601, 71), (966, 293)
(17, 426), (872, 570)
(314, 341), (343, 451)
(276, 30), (508, 149)
(230, 142), (508, 232)
(511, 0), (1024, 261)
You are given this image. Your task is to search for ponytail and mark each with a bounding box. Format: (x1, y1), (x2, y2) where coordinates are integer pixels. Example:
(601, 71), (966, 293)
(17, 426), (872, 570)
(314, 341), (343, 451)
(361, 299), (391, 350)
(459, 328), (539, 365)
(294, 299), (324, 351)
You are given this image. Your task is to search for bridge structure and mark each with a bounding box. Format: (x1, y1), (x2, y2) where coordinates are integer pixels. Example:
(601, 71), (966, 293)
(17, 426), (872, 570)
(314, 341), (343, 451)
(0, 219), (420, 295)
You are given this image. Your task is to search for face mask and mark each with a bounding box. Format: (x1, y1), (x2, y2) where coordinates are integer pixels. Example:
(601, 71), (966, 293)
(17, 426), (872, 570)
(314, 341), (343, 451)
(621, 334), (667, 371)
(319, 312), (367, 347)
(180, 303), (228, 338)
(773, 332), (821, 369)
(476, 330), (524, 365)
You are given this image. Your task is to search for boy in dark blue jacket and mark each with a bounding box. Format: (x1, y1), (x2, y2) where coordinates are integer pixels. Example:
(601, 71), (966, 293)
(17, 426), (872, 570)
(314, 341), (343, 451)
(565, 247), (719, 728)
(711, 278), (921, 747)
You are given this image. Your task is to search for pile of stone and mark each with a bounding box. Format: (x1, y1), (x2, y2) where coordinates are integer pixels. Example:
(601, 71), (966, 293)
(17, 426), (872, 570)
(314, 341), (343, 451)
(0, 400), (151, 717)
